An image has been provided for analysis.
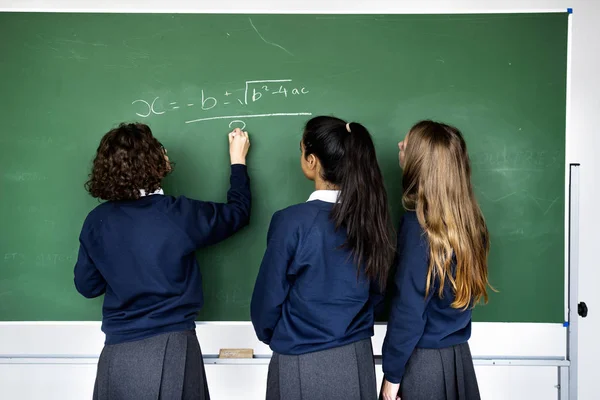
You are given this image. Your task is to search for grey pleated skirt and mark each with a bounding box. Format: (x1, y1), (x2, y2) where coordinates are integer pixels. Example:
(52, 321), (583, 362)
(267, 338), (377, 400)
(93, 330), (210, 400)
(399, 342), (480, 400)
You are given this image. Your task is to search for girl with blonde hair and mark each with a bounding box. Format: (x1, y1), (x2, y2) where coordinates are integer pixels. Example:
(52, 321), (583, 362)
(381, 120), (490, 400)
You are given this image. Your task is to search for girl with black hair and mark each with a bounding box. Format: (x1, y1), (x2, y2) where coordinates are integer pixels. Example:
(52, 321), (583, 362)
(251, 116), (394, 399)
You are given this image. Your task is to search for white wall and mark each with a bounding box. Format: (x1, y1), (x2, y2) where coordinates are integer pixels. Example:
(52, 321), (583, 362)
(0, 322), (568, 400)
(1, 1), (598, 399)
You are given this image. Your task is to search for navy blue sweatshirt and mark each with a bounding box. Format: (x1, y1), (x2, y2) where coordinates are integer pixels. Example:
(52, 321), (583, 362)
(74, 165), (251, 345)
(382, 211), (472, 384)
(251, 193), (382, 355)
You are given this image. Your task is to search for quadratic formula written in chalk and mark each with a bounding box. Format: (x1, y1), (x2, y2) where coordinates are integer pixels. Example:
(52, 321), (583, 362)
(131, 78), (311, 130)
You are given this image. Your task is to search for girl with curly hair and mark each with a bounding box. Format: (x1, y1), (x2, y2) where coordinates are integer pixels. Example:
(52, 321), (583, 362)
(74, 123), (251, 400)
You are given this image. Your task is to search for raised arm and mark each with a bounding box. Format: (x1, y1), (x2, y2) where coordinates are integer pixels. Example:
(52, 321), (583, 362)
(165, 129), (252, 247)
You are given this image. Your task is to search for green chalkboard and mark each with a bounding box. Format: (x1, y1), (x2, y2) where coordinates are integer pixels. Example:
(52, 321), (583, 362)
(0, 13), (567, 322)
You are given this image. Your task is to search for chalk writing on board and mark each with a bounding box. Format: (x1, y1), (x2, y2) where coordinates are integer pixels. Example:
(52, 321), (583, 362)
(242, 79), (309, 104)
(470, 150), (560, 170)
(214, 286), (251, 307)
(479, 190), (561, 217)
(36, 253), (75, 267)
(4, 172), (47, 182)
(14, 204), (62, 215)
(4, 253), (25, 264)
(0, 136), (54, 146)
(186, 113), (313, 130)
(16, 205), (43, 214)
(2, 252), (76, 267)
(132, 79), (311, 129)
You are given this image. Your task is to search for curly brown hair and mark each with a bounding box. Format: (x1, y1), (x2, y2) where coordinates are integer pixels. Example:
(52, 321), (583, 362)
(85, 123), (171, 201)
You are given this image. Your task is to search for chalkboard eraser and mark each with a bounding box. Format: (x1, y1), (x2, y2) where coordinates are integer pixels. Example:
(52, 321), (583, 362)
(219, 348), (254, 358)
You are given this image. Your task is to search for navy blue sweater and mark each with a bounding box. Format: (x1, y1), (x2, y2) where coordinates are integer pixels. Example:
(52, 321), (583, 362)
(251, 200), (382, 355)
(74, 165), (251, 345)
(382, 211), (472, 384)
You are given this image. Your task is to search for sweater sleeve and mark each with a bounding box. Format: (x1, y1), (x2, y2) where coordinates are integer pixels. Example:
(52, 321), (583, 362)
(250, 210), (298, 344)
(166, 164), (251, 248)
(370, 279), (386, 319)
(73, 233), (107, 299)
(382, 214), (433, 384)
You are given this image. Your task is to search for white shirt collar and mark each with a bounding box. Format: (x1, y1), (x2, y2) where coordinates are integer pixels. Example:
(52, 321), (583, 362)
(307, 190), (340, 204)
(140, 188), (164, 197)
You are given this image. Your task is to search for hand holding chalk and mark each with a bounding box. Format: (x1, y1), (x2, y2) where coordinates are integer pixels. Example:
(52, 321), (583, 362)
(229, 128), (250, 165)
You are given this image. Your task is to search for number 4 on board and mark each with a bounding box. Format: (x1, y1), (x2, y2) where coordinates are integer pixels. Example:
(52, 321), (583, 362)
(272, 86), (288, 97)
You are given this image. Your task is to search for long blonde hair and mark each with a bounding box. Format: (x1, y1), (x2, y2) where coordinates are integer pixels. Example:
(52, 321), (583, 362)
(402, 120), (491, 309)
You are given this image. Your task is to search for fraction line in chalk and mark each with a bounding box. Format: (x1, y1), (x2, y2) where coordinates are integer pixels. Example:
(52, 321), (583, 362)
(185, 112), (312, 124)
(246, 79), (292, 84)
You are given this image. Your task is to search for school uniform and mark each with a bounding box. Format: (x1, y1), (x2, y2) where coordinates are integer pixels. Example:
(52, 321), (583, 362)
(74, 164), (251, 400)
(382, 211), (480, 400)
(251, 190), (380, 400)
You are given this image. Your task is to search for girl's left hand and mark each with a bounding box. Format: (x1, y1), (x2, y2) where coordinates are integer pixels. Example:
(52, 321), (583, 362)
(381, 379), (401, 400)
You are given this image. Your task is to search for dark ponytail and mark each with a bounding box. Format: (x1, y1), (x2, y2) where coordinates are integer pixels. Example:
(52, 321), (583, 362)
(303, 116), (395, 288)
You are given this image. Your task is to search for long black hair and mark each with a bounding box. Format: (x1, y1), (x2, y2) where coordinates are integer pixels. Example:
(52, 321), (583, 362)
(302, 116), (395, 288)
